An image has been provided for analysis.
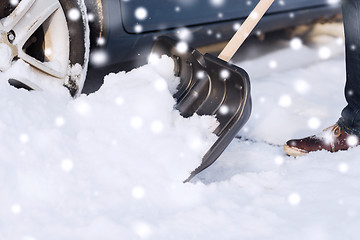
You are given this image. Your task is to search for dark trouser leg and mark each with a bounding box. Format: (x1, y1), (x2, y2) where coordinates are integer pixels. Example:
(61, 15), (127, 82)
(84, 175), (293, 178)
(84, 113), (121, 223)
(337, 0), (360, 137)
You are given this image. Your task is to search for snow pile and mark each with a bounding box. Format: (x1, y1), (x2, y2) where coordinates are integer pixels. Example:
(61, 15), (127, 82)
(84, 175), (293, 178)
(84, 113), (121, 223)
(0, 56), (218, 240)
(2, 22), (360, 240)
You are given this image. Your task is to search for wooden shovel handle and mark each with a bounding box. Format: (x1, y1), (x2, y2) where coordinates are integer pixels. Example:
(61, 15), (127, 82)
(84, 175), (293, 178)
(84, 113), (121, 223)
(218, 0), (274, 62)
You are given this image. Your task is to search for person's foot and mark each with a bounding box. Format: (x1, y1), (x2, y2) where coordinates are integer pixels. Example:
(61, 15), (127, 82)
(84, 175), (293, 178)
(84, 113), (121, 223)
(284, 124), (359, 157)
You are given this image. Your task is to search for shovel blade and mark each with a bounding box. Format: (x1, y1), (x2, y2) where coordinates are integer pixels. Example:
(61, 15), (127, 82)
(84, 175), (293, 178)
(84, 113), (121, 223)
(150, 36), (252, 182)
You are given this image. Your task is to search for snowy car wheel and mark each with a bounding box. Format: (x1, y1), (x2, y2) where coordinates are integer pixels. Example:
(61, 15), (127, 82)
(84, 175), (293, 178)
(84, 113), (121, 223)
(0, 0), (89, 96)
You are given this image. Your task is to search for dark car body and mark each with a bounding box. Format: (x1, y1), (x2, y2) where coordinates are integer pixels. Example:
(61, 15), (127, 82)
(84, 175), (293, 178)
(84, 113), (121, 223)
(83, 0), (341, 91)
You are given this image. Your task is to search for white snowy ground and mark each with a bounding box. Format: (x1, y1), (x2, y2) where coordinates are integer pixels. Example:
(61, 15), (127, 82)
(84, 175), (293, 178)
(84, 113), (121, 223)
(1, 22), (360, 240)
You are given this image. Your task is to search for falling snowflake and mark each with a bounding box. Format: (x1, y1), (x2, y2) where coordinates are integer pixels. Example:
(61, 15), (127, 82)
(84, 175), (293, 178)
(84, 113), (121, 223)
(135, 7), (148, 20)
(197, 71), (206, 79)
(250, 11), (259, 20)
(219, 105), (230, 115)
(176, 41), (188, 54)
(289, 12), (295, 18)
(294, 79), (310, 94)
(68, 8), (81, 21)
(11, 204), (22, 214)
(288, 192), (301, 206)
(220, 69), (230, 79)
(350, 44), (357, 51)
(61, 159), (74, 172)
(115, 97), (125, 106)
(88, 13), (95, 22)
(290, 38), (303, 50)
(176, 28), (192, 41)
(233, 23), (241, 31)
(308, 117), (321, 130)
(338, 162), (349, 173)
(210, 0), (226, 7)
(188, 137), (202, 150)
(154, 79), (167, 92)
(134, 24), (143, 33)
(318, 47), (332, 60)
(278, 94), (292, 108)
(74, 99), (91, 115)
(131, 116), (144, 129)
(151, 121), (164, 134)
(269, 60), (278, 69)
(132, 186), (146, 199)
(133, 221), (153, 239)
(347, 135), (359, 147)
(97, 37), (106, 46)
(90, 50), (108, 67)
(274, 156), (284, 165)
(19, 134), (29, 144)
(327, 0), (340, 5)
(55, 116), (66, 127)
(10, 0), (19, 6)
(175, 6), (181, 12)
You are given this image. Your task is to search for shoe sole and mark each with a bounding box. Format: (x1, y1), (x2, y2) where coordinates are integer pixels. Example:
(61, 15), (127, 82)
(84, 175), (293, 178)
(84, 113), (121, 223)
(283, 144), (308, 157)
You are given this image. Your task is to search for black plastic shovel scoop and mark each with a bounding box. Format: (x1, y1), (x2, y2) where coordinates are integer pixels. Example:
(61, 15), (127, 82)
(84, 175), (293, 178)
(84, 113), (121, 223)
(150, 0), (274, 182)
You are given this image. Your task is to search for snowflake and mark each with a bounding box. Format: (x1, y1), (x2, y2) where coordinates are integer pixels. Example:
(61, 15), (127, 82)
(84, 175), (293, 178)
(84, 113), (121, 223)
(219, 105), (230, 115)
(290, 38), (303, 50)
(132, 186), (146, 199)
(210, 0), (226, 7)
(347, 135), (359, 147)
(134, 24), (143, 33)
(135, 7), (148, 20)
(278, 94), (292, 108)
(269, 60), (278, 69)
(19, 134), (30, 144)
(176, 28), (192, 41)
(294, 79), (310, 94)
(154, 79), (167, 92)
(327, 0), (341, 5)
(55, 116), (66, 127)
(90, 50), (108, 67)
(68, 8), (81, 21)
(10, 0), (19, 6)
(133, 221), (152, 239)
(176, 41), (188, 54)
(151, 121), (164, 134)
(11, 204), (22, 214)
(274, 156), (284, 165)
(338, 162), (349, 173)
(220, 69), (230, 79)
(61, 159), (74, 172)
(308, 117), (321, 130)
(115, 96), (125, 106)
(130, 116), (144, 129)
(233, 23), (241, 31)
(288, 192), (301, 206)
(318, 47), (332, 60)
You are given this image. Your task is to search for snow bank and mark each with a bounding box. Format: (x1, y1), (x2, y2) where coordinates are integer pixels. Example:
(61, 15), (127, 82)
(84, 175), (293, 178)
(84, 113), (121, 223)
(2, 22), (360, 240)
(0, 56), (218, 240)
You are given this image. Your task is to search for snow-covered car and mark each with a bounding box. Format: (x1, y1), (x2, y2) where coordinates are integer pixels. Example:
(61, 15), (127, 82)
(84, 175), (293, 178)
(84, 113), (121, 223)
(0, 0), (341, 95)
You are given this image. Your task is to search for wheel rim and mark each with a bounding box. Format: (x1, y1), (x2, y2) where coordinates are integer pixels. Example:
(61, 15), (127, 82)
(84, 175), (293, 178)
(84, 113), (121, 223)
(0, 0), (77, 91)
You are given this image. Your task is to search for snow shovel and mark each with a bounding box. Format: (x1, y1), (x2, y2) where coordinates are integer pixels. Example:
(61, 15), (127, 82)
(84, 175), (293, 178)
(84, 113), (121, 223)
(150, 0), (274, 182)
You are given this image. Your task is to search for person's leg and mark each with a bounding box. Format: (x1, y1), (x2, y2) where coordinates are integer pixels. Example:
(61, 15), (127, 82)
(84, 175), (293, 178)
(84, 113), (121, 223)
(337, 0), (360, 137)
(283, 0), (360, 157)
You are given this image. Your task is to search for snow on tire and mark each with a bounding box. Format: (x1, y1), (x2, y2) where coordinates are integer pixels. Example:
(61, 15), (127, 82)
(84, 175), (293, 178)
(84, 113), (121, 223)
(0, 0), (89, 96)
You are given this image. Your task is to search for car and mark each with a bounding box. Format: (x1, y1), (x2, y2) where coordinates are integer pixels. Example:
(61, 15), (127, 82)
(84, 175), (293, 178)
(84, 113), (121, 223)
(0, 0), (341, 95)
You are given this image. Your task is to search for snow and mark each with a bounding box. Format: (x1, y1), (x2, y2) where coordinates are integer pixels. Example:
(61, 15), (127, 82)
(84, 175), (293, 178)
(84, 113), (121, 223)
(2, 22), (360, 239)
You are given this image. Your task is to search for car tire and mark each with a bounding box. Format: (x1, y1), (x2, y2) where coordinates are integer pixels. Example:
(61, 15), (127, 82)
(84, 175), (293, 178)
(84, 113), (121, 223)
(0, 0), (89, 96)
